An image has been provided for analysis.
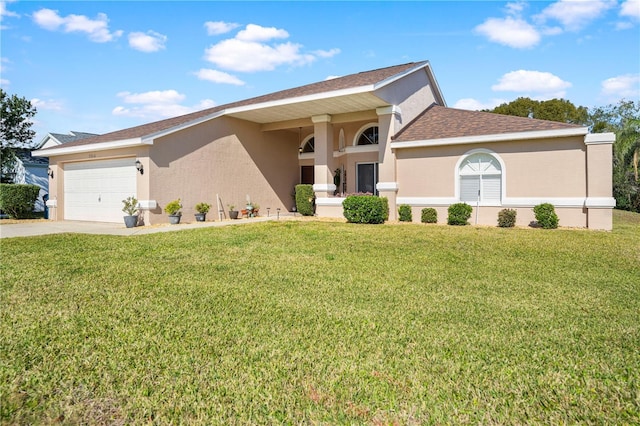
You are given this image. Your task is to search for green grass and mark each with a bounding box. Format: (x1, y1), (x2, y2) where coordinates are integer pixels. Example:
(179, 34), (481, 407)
(1, 211), (639, 424)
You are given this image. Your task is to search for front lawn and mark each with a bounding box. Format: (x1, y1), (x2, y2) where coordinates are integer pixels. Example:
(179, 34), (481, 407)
(1, 211), (639, 424)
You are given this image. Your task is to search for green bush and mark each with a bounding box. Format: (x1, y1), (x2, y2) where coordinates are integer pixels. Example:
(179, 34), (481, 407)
(164, 198), (182, 215)
(447, 203), (473, 226)
(295, 184), (315, 216)
(533, 203), (559, 229)
(421, 207), (438, 224)
(398, 204), (412, 222)
(497, 208), (517, 228)
(343, 195), (389, 224)
(0, 183), (40, 219)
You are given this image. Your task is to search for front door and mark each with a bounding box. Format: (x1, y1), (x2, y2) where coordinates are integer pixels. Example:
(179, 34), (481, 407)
(356, 162), (378, 195)
(301, 166), (314, 185)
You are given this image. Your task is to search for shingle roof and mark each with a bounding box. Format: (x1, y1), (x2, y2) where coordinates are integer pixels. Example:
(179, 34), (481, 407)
(48, 131), (100, 144)
(38, 62), (426, 152)
(393, 104), (582, 142)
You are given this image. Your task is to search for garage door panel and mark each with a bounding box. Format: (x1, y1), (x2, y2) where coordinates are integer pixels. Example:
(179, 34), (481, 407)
(64, 158), (137, 222)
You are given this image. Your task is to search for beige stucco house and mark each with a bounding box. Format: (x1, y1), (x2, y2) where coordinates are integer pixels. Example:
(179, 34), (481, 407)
(33, 61), (616, 229)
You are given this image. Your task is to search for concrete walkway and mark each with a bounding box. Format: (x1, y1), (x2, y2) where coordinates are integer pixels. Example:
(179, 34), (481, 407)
(0, 216), (286, 239)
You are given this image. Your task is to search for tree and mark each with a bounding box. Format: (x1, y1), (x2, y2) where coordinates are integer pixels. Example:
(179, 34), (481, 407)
(589, 100), (640, 212)
(1, 89), (37, 183)
(485, 97), (589, 125)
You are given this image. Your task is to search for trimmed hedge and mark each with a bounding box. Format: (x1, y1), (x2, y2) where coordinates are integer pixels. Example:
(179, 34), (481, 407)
(343, 195), (388, 224)
(447, 203), (473, 226)
(421, 207), (438, 224)
(0, 183), (40, 219)
(497, 208), (517, 228)
(398, 204), (412, 222)
(533, 203), (559, 229)
(295, 184), (315, 216)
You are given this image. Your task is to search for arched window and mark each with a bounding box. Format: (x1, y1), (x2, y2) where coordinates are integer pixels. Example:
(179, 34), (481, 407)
(458, 151), (503, 204)
(301, 136), (314, 153)
(356, 125), (379, 145)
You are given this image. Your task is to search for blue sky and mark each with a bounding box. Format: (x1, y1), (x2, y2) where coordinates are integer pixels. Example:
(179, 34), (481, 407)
(1, 0), (639, 144)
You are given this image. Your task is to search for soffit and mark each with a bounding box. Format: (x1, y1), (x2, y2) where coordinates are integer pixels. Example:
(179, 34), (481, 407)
(225, 92), (386, 124)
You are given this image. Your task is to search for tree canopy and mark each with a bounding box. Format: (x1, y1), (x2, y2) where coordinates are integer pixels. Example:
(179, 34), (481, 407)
(0, 89), (37, 183)
(484, 97), (589, 126)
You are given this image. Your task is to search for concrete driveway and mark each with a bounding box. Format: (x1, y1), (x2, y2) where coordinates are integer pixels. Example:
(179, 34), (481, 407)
(0, 216), (281, 239)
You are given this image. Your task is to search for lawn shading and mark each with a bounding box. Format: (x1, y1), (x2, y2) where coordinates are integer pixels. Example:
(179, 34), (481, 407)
(1, 211), (639, 424)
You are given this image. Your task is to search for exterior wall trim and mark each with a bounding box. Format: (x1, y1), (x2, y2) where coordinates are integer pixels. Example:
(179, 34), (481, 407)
(138, 200), (158, 210)
(390, 127), (588, 149)
(584, 133), (615, 145)
(397, 196), (614, 209)
(313, 183), (337, 192)
(33, 138), (150, 157)
(316, 197), (345, 206)
(585, 197), (616, 208)
(377, 182), (399, 192)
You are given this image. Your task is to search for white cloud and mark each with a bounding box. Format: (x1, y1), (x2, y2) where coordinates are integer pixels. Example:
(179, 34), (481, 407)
(620, 0), (640, 20)
(492, 70), (572, 99)
(203, 24), (338, 73)
(325, 75), (341, 81)
(31, 98), (63, 111)
(475, 16), (540, 48)
(113, 90), (214, 119)
(128, 31), (167, 52)
(314, 48), (341, 58)
(535, 0), (616, 32)
(601, 73), (640, 99)
(194, 68), (245, 86)
(1, 1), (19, 19)
(32, 8), (123, 42)
(236, 24), (288, 42)
(205, 21), (240, 35)
(453, 98), (506, 111)
(0, 78), (9, 86)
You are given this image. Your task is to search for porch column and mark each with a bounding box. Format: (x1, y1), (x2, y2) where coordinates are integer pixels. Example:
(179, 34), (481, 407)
(376, 106), (402, 220)
(584, 133), (616, 230)
(312, 114), (335, 198)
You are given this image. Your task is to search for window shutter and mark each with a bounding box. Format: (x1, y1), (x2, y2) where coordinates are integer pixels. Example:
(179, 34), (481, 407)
(482, 175), (501, 201)
(460, 175), (480, 202)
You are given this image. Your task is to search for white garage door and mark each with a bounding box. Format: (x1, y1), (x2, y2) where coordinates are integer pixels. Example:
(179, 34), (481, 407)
(64, 158), (137, 222)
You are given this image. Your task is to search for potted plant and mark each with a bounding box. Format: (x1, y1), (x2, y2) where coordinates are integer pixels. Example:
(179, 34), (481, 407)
(228, 204), (239, 220)
(195, 202), (210, 222)
(122, 196), (139, 228)
(164, 198), (182, 224)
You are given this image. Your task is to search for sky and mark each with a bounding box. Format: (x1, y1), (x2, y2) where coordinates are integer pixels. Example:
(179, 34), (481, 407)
(1, 0), (639, 144)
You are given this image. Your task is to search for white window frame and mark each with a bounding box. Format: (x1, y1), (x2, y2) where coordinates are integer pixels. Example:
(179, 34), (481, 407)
(454, 148), (505, 206)
(356, 162), (379, 195)
(298, 134), (315, 159)
(353, 123), (379, 146)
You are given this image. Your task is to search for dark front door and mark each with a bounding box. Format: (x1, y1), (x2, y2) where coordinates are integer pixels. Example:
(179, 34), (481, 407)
(301, 166), (314, 185)
(357, 163), (378, 195)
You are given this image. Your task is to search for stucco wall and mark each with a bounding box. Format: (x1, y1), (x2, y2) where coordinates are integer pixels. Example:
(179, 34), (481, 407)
(149, 116), (299, 223)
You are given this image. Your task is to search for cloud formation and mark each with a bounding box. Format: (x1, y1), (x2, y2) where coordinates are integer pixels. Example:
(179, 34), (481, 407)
(128, 31), (167, 52)
(205, 21), (240, 35)
(475, 16), (540, 48)
(492, 70), (572, 99)
(194, 69), (245, 86)
(32, 8), (123, 42)
(601, 73), (640, 100)
(203, 23), (339, 74)
(31, 97), (64, 111)
(113, 90), (215, 119)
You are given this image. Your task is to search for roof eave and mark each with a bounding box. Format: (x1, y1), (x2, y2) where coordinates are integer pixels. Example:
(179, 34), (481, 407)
(32, 137), (150, 157)
(390, 127), (589, 149)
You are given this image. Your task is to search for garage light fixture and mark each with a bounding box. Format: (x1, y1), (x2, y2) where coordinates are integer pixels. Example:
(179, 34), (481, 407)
(47, 167), (54, 178)
(135, 160), (144, 175)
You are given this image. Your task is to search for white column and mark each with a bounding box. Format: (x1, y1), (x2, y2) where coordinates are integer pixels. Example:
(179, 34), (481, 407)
(312, 114), (335, 198)
(376, 106), (401, 220)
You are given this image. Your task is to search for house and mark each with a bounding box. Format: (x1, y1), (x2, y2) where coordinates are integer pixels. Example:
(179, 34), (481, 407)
(33, 61), (615, 229)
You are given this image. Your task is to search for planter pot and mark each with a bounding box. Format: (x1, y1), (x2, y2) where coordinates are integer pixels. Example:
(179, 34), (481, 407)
(195, 213), (206, 222)
(168, 214), (181, 224)
(123, 215), (138, 228)
(229, 210), (239, 220)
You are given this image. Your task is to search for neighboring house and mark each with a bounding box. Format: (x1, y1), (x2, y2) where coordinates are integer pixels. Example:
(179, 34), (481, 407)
(33, 61), (615, 229)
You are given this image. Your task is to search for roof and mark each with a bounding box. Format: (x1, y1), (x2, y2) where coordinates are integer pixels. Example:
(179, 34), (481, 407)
(36, 131), (101, 149)
(393, 104), (583, 142)
(36, 61), (430, 153)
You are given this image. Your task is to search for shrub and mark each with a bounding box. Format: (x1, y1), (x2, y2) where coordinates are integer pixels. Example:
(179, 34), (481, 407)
(164, 199), (182, 216)
(447, 203), (473, 226)
(295, 184), (315, 216)
(122, 196), (139, 216)
(533, 203), (559, 229)
(421, 207), (438, 224)
(343, 195), (389, 224)
(497, 208), (517, 228)
(398, 204), (412, 222)
(0, 183), (40, 219)
(195, 202), (211, 214)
